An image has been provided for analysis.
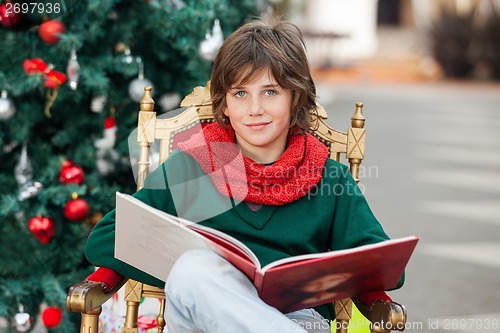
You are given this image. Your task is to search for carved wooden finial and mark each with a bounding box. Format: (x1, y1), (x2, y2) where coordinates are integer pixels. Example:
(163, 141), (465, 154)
(351, 102), (365, 129)
(140, 86), (155, 112)
(180, 81), (212, 108)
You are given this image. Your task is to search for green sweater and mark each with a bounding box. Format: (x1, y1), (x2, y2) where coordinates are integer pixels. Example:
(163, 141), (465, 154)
(85, 149), (403, 320)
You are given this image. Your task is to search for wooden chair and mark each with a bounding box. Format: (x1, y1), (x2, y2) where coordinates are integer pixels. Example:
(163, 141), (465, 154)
(67, 84), (407, 333)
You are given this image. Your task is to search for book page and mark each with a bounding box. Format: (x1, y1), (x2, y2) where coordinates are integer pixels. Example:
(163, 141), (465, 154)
(115, 193), (212, 281)
(260, 236), (418, 272)
(186, 222), (260, 267)
(114, 192), (258, 282)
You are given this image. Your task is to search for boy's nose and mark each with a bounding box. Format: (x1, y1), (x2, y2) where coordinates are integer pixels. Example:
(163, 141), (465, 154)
(248, 97), (264, 116)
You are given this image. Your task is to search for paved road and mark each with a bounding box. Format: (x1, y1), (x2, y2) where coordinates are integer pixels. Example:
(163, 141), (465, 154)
(316, 80), (500, 333)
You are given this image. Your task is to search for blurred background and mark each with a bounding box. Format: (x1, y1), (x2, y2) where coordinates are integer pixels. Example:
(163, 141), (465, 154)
(1, 0), (499, 332)
(283, 1), (500, 332)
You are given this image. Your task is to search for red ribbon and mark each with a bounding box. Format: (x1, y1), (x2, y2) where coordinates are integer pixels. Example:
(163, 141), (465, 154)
(23, 58), (67, 89)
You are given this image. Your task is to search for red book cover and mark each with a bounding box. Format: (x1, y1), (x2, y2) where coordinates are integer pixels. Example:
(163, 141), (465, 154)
(115, 192), (419, 312)
(252, 237), (418, 312)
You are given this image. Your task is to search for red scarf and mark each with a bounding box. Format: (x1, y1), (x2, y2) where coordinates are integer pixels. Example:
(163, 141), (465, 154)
(177, 123), (328, 205)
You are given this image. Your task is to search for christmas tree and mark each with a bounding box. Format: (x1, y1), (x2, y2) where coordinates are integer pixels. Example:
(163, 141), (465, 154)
(0, 1), (264, 331)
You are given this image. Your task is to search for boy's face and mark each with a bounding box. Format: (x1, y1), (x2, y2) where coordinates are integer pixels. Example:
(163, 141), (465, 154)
(224, 69), (292, 164)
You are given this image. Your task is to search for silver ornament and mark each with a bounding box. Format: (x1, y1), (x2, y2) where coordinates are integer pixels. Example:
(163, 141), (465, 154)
(66, 48), (80, 90)
(128, 57), (153, 103)
(12, 306), (32, 333)
(128, 77), (154, 103)
(15, 142), (43, 201)
(0, 90), (16, 121)
(199, 19), (223, 62)
(158, 92), (181, 112)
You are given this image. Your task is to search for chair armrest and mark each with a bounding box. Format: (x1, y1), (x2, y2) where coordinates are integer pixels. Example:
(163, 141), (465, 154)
(67, 267), (127, 313)
(353, 298), (407, 333)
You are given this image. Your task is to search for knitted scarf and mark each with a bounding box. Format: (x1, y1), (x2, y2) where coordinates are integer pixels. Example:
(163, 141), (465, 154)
(177, 122), (329, 205)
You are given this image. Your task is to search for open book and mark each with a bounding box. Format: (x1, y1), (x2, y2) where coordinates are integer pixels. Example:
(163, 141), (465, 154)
(115, 192), (419, 313)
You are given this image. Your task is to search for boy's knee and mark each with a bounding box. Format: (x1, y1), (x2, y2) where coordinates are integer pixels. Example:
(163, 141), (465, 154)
(166, 249), (226, 292)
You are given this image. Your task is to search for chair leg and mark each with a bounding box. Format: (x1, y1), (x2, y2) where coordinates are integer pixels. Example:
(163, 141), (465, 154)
(335, 298), (353, 333)
(121, 300), (140, 333)
(156, 298), (166, 333)
(336, 319), (349, 333)
(81, 307), (101, 333)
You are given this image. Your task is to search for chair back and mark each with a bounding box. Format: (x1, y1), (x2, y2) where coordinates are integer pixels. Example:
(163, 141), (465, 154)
(136, 84), (366, 185)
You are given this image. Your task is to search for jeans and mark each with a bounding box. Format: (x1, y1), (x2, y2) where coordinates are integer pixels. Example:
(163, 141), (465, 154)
(165, 249), (332, 333)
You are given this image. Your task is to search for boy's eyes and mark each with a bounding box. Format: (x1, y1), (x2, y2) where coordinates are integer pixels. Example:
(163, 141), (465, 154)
(232, 89), (278, 97)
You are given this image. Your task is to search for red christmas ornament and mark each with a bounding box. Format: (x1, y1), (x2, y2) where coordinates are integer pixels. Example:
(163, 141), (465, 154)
(64, 198), (90, 222)
(41, 306), (63, 328)
(28, 216), (55, 244)
(59, 160), (85, 185)
(0, 3), (22, 28)
(38, 20), (65, 45)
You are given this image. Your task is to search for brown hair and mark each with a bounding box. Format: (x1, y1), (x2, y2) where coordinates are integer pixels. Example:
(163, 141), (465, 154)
(210, 19), (317, 131)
